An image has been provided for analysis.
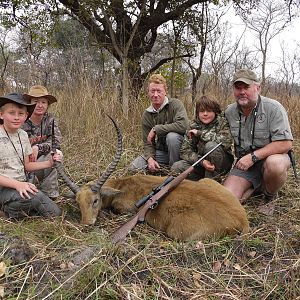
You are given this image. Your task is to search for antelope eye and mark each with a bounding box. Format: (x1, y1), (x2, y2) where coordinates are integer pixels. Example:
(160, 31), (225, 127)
(92, 199), (99, 207)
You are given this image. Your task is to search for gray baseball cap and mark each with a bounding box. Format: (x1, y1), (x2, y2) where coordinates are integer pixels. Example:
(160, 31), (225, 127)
(233, 69), (260, 85)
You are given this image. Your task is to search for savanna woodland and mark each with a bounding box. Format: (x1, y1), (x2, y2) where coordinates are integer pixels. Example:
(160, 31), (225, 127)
(0, 0), (299, 299)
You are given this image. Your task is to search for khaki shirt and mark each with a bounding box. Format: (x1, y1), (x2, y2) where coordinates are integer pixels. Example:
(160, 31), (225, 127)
(225, 95), (293, 156)
(0, 127), (32, 182)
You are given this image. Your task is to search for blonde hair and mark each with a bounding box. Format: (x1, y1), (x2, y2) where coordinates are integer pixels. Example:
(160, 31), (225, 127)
(148, 74), (168, 92)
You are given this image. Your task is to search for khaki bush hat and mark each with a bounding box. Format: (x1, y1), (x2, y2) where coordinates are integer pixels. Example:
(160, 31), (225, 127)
(0, 93), (36, 124)
(23, 85), (57, 104)
(232, 69), (260, 85)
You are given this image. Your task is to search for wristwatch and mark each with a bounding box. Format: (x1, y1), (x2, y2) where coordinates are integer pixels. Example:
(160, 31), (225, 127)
(251, 152), (259, 163)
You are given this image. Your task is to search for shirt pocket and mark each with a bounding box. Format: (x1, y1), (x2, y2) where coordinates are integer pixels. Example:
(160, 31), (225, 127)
(254, 130), (270, 148)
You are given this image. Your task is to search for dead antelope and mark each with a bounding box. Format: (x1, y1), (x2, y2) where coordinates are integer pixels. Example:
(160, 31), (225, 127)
(57, 118), (249, 241)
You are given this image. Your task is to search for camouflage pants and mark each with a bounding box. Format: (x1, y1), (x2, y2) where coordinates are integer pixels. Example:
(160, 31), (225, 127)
(0, 187), (61, 219)
(29, 153), (61, 198)
(171, 141), (234, 181)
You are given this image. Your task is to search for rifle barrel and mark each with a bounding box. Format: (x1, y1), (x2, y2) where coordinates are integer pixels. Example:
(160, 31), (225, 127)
(192, 142), (222, 167)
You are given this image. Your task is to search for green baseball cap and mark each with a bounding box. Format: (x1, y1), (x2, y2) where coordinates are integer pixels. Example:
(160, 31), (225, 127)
(232, 69), (260, 85)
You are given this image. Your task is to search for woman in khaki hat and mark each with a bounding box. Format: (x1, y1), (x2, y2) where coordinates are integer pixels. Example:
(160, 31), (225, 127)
(22, 85), (63, 200)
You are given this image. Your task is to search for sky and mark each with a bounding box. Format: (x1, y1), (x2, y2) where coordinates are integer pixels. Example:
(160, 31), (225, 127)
(225, 4), (300, 76)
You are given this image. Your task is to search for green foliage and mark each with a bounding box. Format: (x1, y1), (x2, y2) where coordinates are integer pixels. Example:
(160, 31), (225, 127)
(52, 18), (89, 50)
(158, 62), (188, 91)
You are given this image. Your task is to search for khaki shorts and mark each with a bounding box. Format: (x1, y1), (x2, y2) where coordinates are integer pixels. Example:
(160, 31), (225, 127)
(229, 160), (264, 190)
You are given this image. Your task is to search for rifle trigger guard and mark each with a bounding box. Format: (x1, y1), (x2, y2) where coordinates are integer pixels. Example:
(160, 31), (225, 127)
(150, 202), (158, 209)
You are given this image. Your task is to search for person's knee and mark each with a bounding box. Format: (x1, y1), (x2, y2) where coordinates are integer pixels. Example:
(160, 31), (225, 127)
(166, 132), (183, 147)
(264, 154), (290, 176)
(204, 141), (219, 152)
(170, 160), (187, 173)
(129, 156), (147, 172)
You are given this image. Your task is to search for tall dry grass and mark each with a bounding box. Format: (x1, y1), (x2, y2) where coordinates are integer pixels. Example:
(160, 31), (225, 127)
(49, 80), (300, 178)
(0, 79), (299, 299)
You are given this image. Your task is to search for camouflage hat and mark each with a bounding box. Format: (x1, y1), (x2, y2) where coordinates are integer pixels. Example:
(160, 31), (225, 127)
(232, 69), (260, 85)
(23, 85), (57, 104)
(0, 93), (36, 124)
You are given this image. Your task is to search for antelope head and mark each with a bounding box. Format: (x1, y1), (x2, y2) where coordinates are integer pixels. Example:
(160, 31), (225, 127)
(57, 116), (123, 224)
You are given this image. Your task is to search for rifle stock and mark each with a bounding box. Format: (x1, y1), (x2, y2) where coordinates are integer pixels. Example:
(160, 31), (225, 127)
(111, 142), (222, 243)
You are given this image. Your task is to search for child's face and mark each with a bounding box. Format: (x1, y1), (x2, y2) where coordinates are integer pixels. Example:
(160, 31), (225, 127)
(198, 109), (216, 124)
(0, 103), (28, 132)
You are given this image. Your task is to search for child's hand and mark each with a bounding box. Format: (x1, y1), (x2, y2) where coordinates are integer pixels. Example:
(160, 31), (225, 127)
(202, 160), (215, 171)
(29, 146), (39, 162)
(188, 129), (200, 139)
(49, 150), (63, 166)
(16, 182), (38, 199)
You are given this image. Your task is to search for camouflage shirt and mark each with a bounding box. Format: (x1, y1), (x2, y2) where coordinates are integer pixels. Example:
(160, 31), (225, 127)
(180, 113), (233, 164)
(21, 112), (62, 157)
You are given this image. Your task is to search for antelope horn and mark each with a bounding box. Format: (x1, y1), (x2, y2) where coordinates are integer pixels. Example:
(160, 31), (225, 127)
(56, 162), (80, 195)
(91, 115), (123, 193)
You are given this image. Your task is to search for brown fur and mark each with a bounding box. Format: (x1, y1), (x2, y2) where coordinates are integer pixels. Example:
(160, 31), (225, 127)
(76, 174), (249, 241)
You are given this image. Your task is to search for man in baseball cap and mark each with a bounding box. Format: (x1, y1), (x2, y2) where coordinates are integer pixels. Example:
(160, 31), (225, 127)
(223, 69), (293, 208)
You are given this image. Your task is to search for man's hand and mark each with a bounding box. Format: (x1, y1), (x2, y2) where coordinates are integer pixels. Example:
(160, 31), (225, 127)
(202, 160), (215, 172)
(147, 128), (156, 144)
(147, 157), (160, 172)
(235, 154), (253, 171)
(15, 182), (38, 199)
(29, 145), (39, 162)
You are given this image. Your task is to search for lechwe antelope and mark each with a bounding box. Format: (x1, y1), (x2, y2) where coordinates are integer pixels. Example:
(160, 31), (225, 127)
(57, 117), (249, 241)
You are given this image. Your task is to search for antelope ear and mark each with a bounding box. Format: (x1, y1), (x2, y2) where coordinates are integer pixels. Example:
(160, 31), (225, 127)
(100, 187), (122, 198)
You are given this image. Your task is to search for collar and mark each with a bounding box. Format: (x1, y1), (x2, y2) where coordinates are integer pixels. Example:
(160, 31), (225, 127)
(28, 112), (49, 126)
(146, 97), (169, 113)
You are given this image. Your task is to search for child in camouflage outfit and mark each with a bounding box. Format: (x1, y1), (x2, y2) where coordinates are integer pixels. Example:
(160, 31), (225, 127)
(171, 95), (234, 181)
(22, 85), (62, 199)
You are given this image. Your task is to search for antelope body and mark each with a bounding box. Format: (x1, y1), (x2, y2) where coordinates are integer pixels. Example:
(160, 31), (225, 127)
(76, 174), (249, 241)
(57, 117), (249, 241)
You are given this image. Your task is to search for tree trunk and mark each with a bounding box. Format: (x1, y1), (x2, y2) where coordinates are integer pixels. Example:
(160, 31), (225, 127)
(121, 57), (129, 118)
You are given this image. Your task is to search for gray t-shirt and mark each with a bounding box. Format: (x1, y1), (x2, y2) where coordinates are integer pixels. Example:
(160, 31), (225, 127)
(0, 126), (32, 182)
(225, 95), (293, 156)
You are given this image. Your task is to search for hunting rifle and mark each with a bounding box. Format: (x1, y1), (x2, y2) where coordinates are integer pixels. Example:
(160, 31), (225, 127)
(111, 142), (222, 244)
(135, 175), (174, 208)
